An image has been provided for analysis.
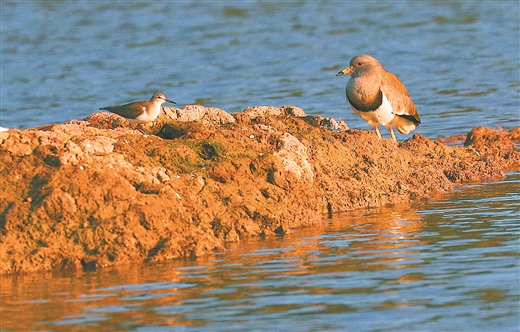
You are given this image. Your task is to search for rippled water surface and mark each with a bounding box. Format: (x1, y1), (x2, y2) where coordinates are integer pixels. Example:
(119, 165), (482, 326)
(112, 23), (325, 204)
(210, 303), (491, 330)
(2, 1), (519, 137)
(1, 172), (519, 331)
(1, 2), (519, 331)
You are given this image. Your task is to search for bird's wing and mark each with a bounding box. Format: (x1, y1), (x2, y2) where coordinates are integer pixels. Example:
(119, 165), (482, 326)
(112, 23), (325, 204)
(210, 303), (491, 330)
(380, 71), (420, 124)
(100, 102), (146, 119)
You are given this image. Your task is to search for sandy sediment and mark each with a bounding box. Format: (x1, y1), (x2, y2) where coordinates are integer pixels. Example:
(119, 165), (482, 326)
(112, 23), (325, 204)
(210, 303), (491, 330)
(1, 105), (518, 274)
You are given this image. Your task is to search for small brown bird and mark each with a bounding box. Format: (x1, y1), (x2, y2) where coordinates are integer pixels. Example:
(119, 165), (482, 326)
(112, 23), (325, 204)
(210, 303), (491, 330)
(336, 54), (420, 141)
(99, 93), (175, 125)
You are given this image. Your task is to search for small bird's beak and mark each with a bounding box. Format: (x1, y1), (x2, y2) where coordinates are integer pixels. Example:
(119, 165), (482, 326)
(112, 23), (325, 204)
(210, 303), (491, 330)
(336, 67), (353, 76)
(166, 99), (176, 104)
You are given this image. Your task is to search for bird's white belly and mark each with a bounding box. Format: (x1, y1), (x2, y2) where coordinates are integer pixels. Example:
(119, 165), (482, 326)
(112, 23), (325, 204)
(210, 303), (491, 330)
(132, 106), (159, 124)
(352, 93), (394, 127)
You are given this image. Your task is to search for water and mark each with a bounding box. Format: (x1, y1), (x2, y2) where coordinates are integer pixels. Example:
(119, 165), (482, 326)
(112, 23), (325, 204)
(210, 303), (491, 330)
(1, 172), (519, 331)
(1, 1), (519, 138)
(1, 2), (519, 331)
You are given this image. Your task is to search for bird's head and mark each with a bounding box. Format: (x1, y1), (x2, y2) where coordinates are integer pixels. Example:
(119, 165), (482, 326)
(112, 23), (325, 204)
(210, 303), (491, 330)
(336, 54), (382, 78)
(150, 93), (176, 105)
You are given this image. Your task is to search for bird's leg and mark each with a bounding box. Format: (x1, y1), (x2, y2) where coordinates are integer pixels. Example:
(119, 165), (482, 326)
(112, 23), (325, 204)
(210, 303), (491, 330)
(389, 127), (397, 142)
(374, 126), (382, 139)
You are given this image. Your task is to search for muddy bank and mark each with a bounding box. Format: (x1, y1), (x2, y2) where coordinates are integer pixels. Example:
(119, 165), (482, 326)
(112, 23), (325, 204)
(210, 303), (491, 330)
(1, 105), (518, 274)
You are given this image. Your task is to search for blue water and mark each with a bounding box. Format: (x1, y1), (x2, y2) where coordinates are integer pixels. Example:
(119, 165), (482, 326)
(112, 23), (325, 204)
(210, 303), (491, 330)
(1, 172), (519, 331)
(1, 2), (519, 331)
(1, 1), (519, 138)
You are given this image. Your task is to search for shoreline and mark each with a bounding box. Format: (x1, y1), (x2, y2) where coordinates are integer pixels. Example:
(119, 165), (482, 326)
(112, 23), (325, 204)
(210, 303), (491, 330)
(1, 105), (519, 274)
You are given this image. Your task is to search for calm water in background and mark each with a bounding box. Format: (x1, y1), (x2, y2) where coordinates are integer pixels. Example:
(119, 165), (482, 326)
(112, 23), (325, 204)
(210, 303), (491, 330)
(1, 1), (519, 137)
(1, 172), (519, 331)
(1, 1), (519, 331)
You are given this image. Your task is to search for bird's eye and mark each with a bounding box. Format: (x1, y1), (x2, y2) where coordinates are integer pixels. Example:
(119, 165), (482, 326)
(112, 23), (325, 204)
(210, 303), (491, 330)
(357, 62), (363, 66)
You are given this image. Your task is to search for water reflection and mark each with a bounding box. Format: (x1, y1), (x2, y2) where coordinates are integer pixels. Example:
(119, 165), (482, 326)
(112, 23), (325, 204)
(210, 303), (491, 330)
(1, 173), (519, 331)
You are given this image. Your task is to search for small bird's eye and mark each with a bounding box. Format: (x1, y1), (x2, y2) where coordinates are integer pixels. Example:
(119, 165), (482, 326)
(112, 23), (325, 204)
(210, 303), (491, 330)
(357, 62), (363, 66)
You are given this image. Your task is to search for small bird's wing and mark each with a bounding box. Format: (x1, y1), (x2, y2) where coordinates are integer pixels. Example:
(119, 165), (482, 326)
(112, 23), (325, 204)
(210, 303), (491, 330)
(99, 102), (146, 119)
(380, 70), (421, 125)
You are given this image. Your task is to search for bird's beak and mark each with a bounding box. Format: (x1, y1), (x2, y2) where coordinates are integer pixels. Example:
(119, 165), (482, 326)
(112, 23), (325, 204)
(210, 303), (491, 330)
(166, 99), (176, 104)
(336, 67), (353, 76)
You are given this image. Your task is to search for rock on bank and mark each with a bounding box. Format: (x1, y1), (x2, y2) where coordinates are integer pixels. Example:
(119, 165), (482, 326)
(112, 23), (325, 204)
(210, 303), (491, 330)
(1, 105), (518, 274)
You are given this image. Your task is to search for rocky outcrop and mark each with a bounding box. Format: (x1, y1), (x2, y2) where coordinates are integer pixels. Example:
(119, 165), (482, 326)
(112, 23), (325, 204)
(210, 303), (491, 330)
(1, 105), (518, 274)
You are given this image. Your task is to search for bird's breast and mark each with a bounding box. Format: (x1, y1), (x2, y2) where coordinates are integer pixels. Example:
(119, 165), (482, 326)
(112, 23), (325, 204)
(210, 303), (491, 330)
(347, 88), (383, 113)
(346, 77), (383, 112)
(350, 92), (395, 127)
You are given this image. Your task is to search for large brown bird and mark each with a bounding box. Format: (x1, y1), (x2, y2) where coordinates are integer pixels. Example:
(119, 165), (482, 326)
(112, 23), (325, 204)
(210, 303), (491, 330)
(337, 54), (421, 141)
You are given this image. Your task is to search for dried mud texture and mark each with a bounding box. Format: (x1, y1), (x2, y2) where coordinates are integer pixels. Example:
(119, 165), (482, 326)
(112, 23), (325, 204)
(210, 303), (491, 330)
(1, 105), (518, 274)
